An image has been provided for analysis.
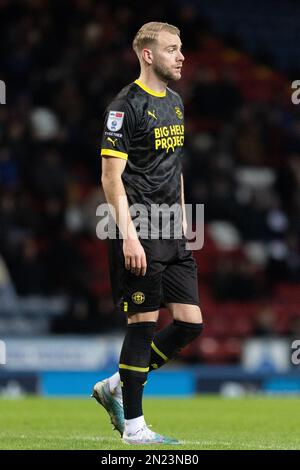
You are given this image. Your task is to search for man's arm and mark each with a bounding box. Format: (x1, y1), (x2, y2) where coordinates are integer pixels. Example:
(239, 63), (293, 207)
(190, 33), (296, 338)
(181, 173), (187, 236)
(101, 157), (147, 276)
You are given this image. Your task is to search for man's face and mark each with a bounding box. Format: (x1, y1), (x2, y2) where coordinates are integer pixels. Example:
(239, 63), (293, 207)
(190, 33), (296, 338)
(151, 31), (185, 82)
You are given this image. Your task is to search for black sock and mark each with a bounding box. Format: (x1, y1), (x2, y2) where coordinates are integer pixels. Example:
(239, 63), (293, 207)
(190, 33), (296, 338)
(149, 320), (203, 371)
(119, 321), (156, 419)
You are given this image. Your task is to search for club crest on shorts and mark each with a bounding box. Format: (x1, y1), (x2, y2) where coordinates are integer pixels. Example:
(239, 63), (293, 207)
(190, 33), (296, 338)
(107, 111), (124, 132)
(132, 291), (145, 304)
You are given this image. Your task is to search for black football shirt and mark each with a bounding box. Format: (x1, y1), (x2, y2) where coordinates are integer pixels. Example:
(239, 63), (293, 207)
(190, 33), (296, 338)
(101, 79), (185, 238)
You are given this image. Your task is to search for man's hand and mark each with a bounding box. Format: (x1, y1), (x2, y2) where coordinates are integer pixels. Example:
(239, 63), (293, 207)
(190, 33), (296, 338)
(123, 239), (147, 276)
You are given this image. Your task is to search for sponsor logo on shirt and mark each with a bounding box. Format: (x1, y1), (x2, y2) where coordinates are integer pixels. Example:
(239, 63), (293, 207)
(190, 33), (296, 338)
(154, 124), (185, 153)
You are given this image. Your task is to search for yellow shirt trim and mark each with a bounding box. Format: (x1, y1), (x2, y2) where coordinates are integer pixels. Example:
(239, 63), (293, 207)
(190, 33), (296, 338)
(134, 79), (166, 98)
(101, 149), (128, 160)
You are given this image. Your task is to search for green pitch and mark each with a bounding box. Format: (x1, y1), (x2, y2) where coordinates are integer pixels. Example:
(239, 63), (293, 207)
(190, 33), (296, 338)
(0, 396), (299, 450)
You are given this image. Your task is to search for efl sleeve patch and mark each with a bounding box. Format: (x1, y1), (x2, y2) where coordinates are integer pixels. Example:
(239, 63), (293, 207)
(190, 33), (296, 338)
(100, 99), (137, 159)
(107, 111), (125, 132)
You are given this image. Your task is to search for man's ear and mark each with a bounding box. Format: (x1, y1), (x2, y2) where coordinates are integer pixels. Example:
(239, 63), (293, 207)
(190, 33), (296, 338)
(141, 48), (153, 65)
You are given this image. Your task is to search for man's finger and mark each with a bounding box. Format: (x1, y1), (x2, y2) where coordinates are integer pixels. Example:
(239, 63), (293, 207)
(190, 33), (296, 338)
(134, 256), (142, 276)
(130, 256), (136, 273)
(141, 255), (147, 276)
(125, 256), (131, 270)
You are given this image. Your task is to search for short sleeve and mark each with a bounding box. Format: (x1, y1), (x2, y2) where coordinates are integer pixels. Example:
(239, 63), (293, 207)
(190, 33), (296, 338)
(100, 99), (137, 161)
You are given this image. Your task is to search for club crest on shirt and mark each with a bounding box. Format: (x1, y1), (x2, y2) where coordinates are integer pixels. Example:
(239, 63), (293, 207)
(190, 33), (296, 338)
(175, 106), (183, 119)
(131, 292), (145, 304)
(107, 111), (124, 132)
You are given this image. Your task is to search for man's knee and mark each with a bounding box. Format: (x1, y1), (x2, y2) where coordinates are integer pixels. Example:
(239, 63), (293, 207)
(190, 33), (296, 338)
(127, 310), (159, 324)
(173, 319), (203, 343)
(167, 303), (203, 324)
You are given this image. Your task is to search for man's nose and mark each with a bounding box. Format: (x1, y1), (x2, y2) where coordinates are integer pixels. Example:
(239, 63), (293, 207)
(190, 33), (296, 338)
(178, 50), (185, 62)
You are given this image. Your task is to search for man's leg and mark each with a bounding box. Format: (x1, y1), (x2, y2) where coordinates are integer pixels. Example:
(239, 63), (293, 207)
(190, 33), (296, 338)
(102, 304), (203, 406)
(103, 304), (203, 402)
(120, 311), (158, 434)
(92, 311), (157, 436)
(150, 237), (204, 371)
(149, 303), (203, 371)
(119, 311), (179, 444)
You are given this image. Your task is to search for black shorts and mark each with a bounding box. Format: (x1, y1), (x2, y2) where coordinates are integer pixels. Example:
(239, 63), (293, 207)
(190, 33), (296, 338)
(108, 237), (200, 315)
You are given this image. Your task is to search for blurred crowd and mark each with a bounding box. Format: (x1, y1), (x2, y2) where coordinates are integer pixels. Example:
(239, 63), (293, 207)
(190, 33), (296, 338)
(0, 0), (299, 342)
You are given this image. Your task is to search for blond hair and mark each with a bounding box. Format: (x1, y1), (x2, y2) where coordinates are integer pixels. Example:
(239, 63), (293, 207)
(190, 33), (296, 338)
(132, 22), (180, 57)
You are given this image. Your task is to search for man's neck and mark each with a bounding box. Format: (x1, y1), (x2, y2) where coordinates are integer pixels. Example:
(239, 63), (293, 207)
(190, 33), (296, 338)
(137, 73), (168, 94)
